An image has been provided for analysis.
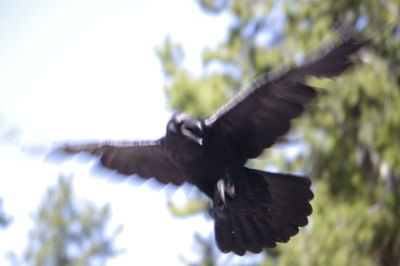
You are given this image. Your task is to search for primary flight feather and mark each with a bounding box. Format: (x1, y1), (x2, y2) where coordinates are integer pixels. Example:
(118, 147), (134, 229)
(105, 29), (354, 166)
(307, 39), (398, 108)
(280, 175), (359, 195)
(57, 37), (364, 255)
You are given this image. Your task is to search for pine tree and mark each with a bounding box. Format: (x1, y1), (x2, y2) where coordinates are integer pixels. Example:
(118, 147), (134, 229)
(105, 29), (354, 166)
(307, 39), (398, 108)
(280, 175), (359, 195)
(23, 176), (122, 266)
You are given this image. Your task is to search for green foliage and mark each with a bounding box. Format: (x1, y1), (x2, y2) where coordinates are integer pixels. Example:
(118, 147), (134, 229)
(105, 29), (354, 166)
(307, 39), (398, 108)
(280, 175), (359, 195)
(23, 176), (122, 266)
(156, 38), (233, 118)
(181, 234), (217, 266)
(158, 0), (400, 265)
(168, 195), (210, 217)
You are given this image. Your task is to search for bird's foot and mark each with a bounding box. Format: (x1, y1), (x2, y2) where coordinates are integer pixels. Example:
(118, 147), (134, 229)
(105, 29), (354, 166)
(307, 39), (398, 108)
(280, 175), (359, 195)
(217, 179), (236, 204)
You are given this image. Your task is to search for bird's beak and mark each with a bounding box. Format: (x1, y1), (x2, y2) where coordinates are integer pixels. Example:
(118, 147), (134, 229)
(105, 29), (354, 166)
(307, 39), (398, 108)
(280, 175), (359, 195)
(181, 121), (204, 146)
(185, 133), (203, 146)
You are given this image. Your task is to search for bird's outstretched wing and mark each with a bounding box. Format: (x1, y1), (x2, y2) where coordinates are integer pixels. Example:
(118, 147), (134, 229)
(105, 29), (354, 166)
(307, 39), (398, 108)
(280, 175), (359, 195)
(57, 138), (185, 185)
(204, 38), (364, 161)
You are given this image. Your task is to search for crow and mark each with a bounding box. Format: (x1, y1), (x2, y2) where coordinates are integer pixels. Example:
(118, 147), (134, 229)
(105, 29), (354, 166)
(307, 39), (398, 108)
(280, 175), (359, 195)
(57, 37), (364, 255)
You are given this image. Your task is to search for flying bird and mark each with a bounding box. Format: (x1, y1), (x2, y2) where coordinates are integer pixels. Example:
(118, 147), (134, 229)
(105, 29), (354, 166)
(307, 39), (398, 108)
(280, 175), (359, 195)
(57, 37), (364, 255)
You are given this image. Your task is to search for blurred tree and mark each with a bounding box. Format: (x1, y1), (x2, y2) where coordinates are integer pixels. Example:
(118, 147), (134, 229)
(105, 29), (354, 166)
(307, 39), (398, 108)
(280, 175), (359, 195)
(0, 117), (14, 229)
(180, 234), (217, 266)
(0, 199), (11, 228)
(157, 0), (400, 265)
(23, 176), (122, 266)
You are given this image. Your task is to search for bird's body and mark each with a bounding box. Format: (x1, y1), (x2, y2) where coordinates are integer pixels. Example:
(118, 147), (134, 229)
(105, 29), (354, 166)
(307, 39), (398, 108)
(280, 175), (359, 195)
(166, 118), (231, 197)
(164, 113), (313, 254)
(57, 37), (364, 255)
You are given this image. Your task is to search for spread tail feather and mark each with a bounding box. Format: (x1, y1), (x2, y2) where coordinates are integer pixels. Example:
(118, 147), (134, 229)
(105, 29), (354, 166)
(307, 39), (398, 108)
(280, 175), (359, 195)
(213, 168), (313, 255)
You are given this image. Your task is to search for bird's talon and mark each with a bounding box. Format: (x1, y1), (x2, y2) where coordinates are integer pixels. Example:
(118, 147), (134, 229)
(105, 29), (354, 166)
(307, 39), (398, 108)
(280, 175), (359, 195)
(217, 179), (226, 203)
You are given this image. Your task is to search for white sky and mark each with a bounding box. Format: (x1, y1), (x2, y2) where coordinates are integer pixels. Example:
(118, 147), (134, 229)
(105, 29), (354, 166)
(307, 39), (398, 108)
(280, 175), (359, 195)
(0, 0), (257, 265)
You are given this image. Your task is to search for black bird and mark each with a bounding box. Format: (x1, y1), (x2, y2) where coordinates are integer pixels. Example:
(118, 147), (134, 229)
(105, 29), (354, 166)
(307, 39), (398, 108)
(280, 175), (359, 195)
(58, 37), (364, 255)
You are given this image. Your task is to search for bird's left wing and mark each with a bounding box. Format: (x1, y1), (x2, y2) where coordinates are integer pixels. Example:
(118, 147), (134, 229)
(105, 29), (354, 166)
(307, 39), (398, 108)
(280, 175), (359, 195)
(204, 38), (364, 161)
(57, 138), (185, 185)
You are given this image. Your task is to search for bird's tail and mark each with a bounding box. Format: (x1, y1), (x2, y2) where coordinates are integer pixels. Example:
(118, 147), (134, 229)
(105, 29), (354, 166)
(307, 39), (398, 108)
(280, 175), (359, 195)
(212, 168), (313, 255)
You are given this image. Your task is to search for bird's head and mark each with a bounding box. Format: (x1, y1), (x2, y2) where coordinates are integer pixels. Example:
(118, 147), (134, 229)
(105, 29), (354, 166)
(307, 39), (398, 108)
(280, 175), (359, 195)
(167, 112), (204, 146)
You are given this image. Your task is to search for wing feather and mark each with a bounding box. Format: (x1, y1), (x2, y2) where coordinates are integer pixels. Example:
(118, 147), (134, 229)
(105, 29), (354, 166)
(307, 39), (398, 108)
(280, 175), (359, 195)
(58, 138), (185, 185)
(205, 38), (364, 161)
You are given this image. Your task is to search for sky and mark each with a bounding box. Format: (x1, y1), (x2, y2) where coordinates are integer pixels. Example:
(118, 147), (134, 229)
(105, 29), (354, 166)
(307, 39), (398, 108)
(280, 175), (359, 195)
(0, 0), (259, 265)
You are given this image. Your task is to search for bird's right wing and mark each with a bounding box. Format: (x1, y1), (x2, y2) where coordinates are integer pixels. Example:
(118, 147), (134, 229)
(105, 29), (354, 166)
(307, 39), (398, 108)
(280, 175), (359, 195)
(57, 138), (185, 185)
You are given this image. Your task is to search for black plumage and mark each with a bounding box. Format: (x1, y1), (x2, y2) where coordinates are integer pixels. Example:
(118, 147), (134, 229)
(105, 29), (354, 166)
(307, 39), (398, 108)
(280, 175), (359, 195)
(57, 37), (364, 255)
